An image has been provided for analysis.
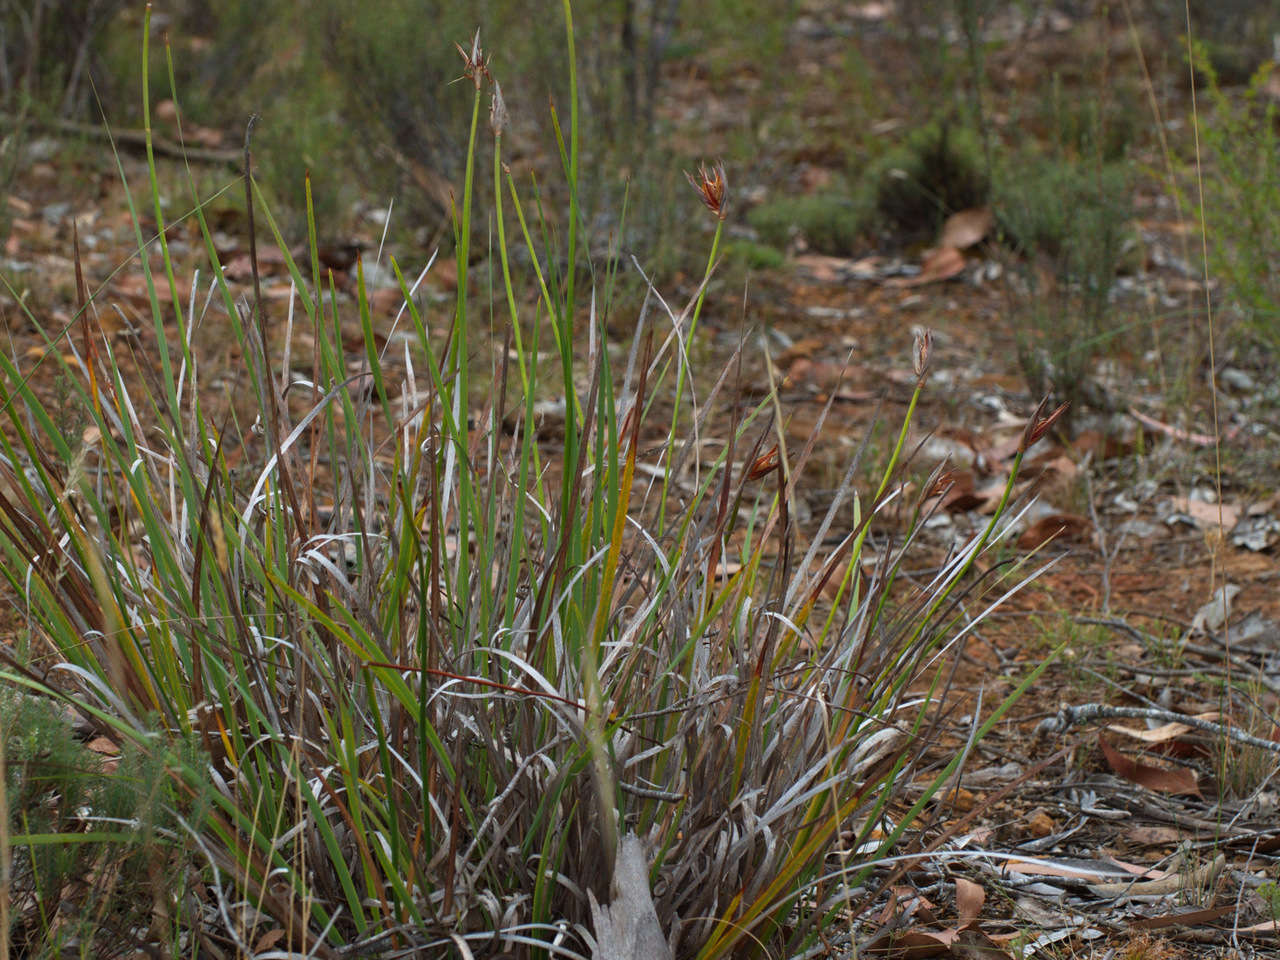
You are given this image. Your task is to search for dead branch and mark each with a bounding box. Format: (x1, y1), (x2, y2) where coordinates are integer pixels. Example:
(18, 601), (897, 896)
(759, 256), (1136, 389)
(1039, 703), (1280, 754)
(1, 111), (240, 164)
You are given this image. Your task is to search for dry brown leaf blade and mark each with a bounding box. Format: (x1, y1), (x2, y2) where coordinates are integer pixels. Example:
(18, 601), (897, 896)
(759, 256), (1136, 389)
(886, 246), (967, 288)
(954, 877), (984, 927)
(860, 928), (952, 959)
(1125, 825), (1183, 846)
(1129, 905), (1236, 931)
(950, 926), (1013, 960)
(1169, 495), (1241, 530)
(1098, 733), (1201, 797)
(1001, 859), (1146, 881)
(1017, 513), (1090, 550)
(1236, 918), (1280, 935)
(1102, 714), (1220, 744)
(938, 207), (993, 250)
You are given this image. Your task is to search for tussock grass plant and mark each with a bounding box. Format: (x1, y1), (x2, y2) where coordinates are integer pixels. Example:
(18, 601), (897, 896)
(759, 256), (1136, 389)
(0, 0), (129, 118)
(0, 8), (1060, 956)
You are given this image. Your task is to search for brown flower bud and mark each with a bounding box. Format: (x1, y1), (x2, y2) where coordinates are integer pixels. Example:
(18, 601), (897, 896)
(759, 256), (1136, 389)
(745, 445), (780, 480)
(685, 162), (728, 220)
(489, 80), (508, 136)
(913, 327), (933, 379)
(456, 29), (490, 90)
(1019, 397), (1070, 453)
(924, 469), (956, 500)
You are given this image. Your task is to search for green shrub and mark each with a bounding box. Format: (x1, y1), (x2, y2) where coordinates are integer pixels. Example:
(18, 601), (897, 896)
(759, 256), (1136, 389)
(859, 120), (990, 241)
(995, 151), (1134, 416)
(748, 189), (868, 255)
(2, 688), (202, 955)
(1184, 1), (1280, 85)
(996, 155), (1132, 264)
(1191, 47), (1280, 347)
(1038, 73), (1137, 165)
(724, 238), (787, 270)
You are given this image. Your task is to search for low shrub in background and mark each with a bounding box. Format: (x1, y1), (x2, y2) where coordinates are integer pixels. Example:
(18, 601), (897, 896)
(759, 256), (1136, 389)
(0, 0), (131, 118)
(863, 120), (989, 243)
(745, 120), (989, 257)
(0, 8), (1059, 957)
(747, 188), (866, 255)
(1191, 45), (1280, 351)
(995, 150), (1134, 420)
(6, 0), (696, 248)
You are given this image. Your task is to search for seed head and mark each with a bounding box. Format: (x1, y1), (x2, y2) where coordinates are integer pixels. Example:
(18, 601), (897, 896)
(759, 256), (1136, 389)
(745, 444), (780, 481)
(912, 327), (933, 379)
(924, 469), (956, 500)
(685, 161), (728, 220)
(1019, 396), (1070, 453)
(489, 80), (508, 136)
(456, 29), (490, 90)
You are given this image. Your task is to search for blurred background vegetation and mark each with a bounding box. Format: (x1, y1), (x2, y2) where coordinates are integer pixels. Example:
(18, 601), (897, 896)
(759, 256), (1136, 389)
(2, 0), (1279, 363)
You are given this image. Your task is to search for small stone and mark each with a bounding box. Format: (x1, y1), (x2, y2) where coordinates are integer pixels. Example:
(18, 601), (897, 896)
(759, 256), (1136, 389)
(1219, 367), (1255, 392)
(41, 202), (72, 225)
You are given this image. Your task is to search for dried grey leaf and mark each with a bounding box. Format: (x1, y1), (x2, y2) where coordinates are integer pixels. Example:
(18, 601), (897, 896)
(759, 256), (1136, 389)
(589, 834), (672, 960)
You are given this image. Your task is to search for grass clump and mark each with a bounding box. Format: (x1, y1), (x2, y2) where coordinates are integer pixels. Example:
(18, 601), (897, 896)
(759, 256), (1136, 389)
(1180, 1), (1280, 86)
(996, 155), (1133, 266)
(723, 238), (786, 271)
(0, 9), (1056, 956)
(0, 0), (130, 118)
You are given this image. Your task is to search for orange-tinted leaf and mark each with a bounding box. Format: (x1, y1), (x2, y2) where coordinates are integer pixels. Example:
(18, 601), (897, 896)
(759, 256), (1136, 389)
(1104, 713), (1221, 744)
(253, 929), (286, 952)
(1125, 825), (1183, 846)
(1017, 513), (1090, 550)
(746, 445), (780, 480)
(1237, 918), (1280, 935)
(860, 928), (951, 959)
(1169, 496), (1241, 530)
(887, 246), (967, 288)
(1023, 808), (1055, 838)
(938, 207), (993, 250)
(1098, 734), (1201, 797)
(955, 877), (984, 927)
(776, 337), (826, 366)
(112, 273), (174, 303)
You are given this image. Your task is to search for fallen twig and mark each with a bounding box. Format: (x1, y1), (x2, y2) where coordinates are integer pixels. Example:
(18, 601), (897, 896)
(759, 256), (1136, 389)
(0, 111), (239, 164)
(1088, 852), (1225, 898)
(1039, 704), (1280, 754)
(1128, 406), (1242, 446)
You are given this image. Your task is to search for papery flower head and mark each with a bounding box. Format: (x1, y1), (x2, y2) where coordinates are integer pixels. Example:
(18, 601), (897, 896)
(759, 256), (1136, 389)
(685, 161), (728, 220)
(489, 80), (508, 135)
(456, 29), (491, 90)
(1019, 396), (1070, 453)
(913, 327), (933, 379)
